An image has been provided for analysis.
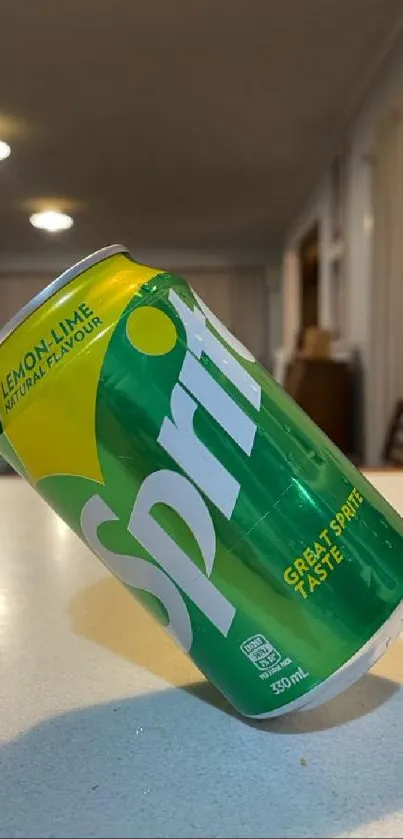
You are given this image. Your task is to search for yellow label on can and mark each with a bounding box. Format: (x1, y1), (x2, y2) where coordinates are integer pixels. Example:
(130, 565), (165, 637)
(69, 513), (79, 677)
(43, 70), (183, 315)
(0, 254), (158, 484)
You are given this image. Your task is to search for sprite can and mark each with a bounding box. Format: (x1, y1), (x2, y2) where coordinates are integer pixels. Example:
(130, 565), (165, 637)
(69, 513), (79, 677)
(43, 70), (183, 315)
(0, 244), (402, 718)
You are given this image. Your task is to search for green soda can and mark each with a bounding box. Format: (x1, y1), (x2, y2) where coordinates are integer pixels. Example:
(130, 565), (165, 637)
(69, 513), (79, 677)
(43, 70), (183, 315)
(0, 244), (402, 718)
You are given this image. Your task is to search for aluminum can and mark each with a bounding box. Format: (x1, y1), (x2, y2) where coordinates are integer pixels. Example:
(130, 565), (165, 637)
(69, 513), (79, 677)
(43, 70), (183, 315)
(0, 244), (402, 718)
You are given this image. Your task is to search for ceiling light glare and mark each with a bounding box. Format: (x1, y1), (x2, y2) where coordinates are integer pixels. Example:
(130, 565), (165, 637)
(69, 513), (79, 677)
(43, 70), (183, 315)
(0, 140), (11, 161)
(29, 210), (74, 233)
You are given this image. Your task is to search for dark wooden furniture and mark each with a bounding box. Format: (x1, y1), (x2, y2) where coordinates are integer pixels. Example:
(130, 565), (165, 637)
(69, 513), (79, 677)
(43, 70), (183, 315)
(284, 357), (351, 454)
(383, 400), (403, 466)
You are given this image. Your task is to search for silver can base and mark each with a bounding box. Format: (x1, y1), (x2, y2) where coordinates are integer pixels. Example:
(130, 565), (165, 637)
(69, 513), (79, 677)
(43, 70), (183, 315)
(247, 599), (403, 719)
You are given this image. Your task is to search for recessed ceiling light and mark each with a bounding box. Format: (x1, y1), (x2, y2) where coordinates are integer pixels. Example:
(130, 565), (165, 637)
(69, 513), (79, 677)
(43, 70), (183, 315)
(29, 210), (74, 233)
(0, 140), (11, 161)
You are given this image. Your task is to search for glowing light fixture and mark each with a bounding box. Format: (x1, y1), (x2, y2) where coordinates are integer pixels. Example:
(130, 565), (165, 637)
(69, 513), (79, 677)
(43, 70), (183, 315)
(0, 140), (11, 160)
(29, 210), (74, 232)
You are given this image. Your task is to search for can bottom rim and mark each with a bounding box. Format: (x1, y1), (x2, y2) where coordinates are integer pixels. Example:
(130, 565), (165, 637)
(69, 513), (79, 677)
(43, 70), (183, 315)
(246, 599), (403, 720)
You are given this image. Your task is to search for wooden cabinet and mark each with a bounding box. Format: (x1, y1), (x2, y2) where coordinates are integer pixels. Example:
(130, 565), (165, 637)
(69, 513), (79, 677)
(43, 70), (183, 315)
(284, 357), (351, 454)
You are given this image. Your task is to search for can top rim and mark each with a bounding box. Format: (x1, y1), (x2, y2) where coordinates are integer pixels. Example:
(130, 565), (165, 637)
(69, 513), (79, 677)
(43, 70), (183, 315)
(0, 244), (129, 348)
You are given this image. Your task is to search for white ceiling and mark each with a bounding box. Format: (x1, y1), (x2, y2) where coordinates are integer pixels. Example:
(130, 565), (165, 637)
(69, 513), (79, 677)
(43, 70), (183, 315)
(0, 0), (403, 262)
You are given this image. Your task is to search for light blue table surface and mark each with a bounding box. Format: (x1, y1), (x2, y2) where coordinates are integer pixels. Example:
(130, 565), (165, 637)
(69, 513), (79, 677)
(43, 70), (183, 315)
(0, 474), (402, 838)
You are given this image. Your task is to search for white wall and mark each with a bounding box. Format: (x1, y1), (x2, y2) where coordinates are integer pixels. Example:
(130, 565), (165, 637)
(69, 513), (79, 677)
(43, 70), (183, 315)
(282, 31), (403, 463)
(0, 274), (53, 325)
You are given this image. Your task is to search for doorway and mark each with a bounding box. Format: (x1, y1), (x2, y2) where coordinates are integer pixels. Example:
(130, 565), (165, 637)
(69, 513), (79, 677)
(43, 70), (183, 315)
(299, 223), (320, 333)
